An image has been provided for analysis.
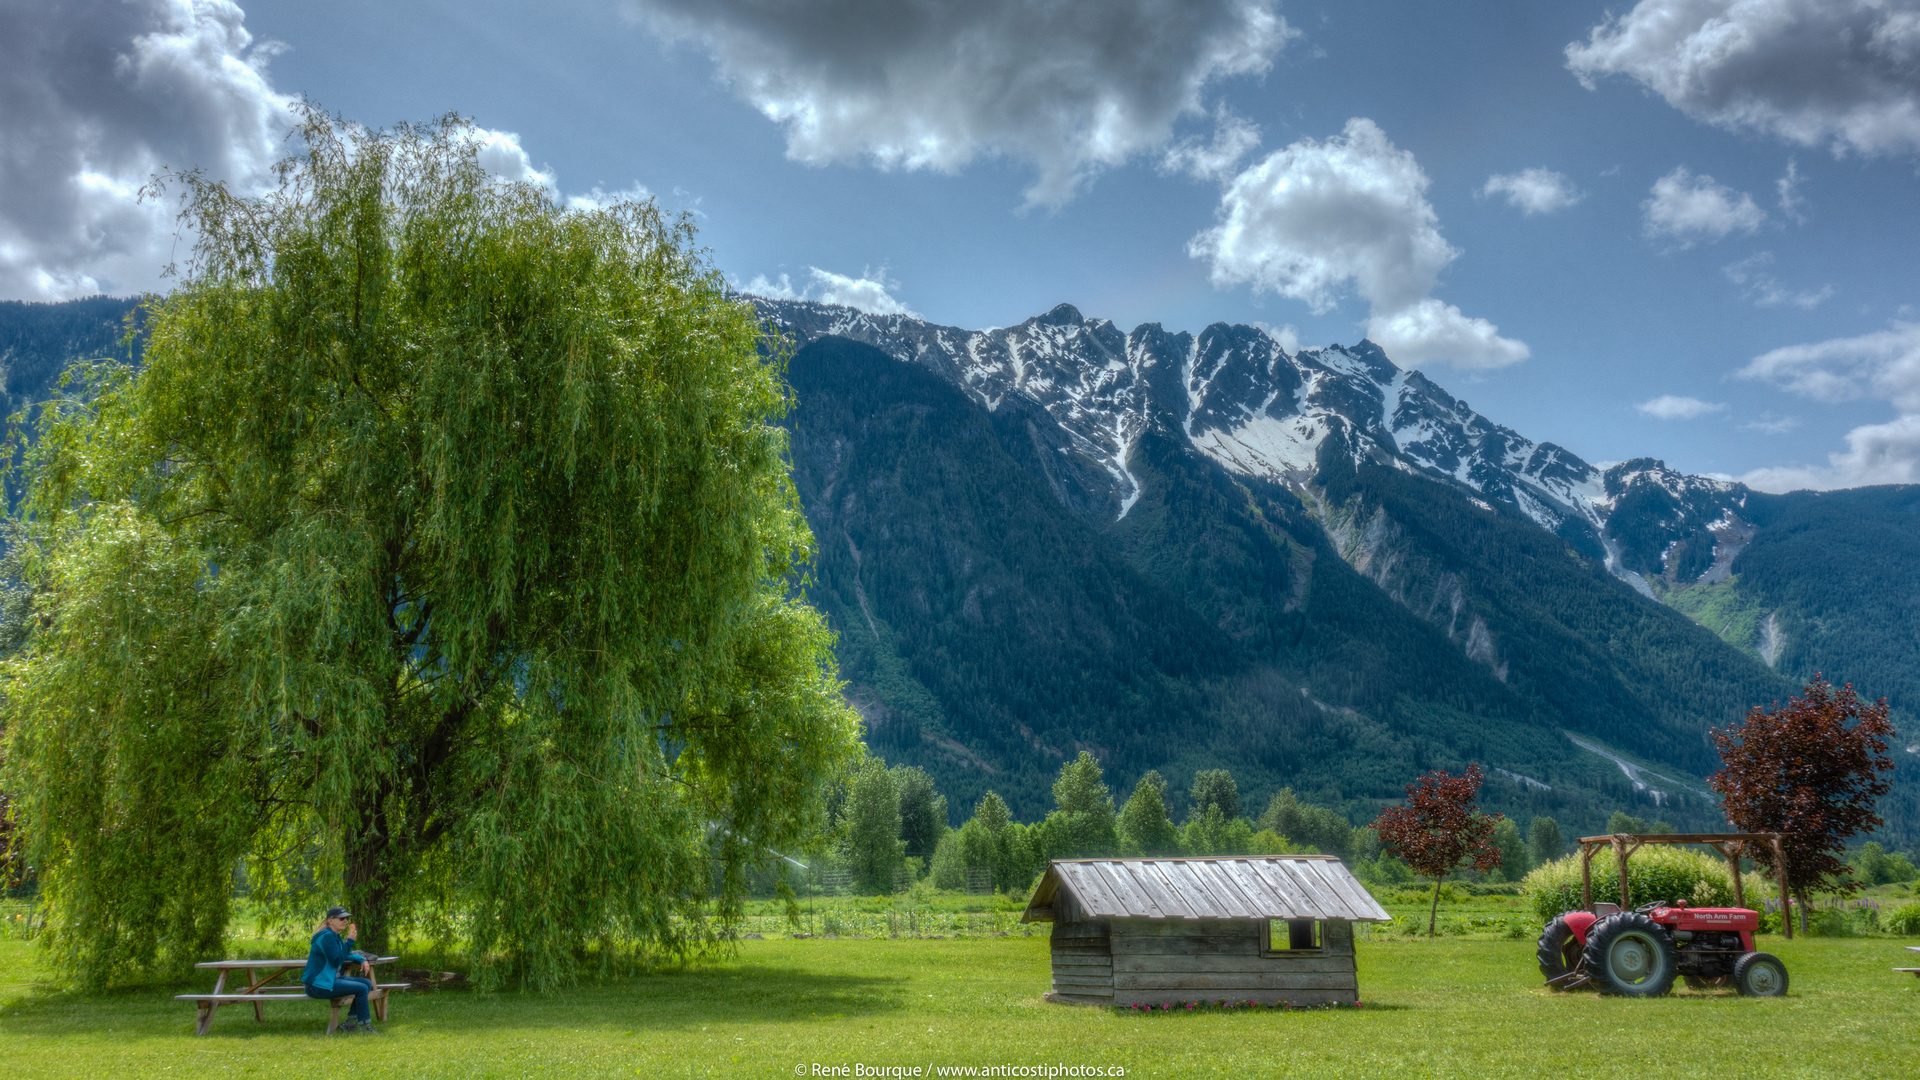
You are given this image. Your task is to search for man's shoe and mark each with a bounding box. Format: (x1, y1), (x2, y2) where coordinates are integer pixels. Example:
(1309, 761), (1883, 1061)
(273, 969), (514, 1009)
(355, 1025), (383, 1035)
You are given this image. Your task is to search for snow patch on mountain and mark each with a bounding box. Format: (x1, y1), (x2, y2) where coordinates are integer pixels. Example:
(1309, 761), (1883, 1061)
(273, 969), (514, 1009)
(752, 297), (1755, 595)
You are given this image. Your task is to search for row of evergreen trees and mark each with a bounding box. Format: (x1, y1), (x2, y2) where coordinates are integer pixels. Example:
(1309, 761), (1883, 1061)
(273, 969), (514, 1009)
(820, 751), (1587, 896)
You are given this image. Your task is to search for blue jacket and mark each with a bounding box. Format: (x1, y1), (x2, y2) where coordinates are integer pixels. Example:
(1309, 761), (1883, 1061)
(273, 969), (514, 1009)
(302, 927), (358, 991)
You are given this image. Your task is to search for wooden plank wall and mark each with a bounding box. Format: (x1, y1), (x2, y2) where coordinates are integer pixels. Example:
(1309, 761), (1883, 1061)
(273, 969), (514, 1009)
(1106, 918), (1357, 1006)
(1048, 891), (1113, 1005)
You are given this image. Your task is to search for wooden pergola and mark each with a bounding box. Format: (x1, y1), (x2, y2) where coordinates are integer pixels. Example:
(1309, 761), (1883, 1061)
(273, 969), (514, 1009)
(1577, 832), (1792, 940)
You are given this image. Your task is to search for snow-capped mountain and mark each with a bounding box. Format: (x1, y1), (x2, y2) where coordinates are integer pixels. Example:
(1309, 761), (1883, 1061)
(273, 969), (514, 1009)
(756, 298), (1752, 596)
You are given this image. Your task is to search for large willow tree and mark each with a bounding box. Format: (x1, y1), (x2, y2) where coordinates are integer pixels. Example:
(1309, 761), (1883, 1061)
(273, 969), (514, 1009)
(1, 108), (861, 988)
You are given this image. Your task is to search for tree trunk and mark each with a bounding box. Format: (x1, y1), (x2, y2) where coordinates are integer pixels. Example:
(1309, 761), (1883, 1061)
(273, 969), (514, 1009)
(344, 808), (394, 954)
(1797, 888), (1809, 935)
(1428, 874), (1444, 937)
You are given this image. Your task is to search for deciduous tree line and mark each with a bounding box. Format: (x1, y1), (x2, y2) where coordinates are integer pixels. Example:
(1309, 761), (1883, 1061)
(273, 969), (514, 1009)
(822, 750), (1569, 897)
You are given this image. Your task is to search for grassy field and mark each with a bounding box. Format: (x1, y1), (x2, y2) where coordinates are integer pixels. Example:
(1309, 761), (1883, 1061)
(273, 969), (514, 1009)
(4, 914), (1919, 1079)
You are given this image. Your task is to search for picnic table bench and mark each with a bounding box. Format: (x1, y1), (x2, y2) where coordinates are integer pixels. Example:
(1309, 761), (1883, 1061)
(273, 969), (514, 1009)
(176, 956), (405, 1034)
(1897, 944), (1920, 980)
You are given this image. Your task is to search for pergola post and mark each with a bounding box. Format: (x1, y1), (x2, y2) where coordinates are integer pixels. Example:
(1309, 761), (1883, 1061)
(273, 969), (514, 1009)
(1614, 835), (1631, 910)
(1717, 842), (1745, 911)
(1770, 834), (1792, 941)
(1580, 842), (1596, 912)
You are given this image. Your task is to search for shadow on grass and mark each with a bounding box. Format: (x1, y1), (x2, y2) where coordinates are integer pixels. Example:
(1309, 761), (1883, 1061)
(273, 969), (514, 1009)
(0, 963), (911, 1039)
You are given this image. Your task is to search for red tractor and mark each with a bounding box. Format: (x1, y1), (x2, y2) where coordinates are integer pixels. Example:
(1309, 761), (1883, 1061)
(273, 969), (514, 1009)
(1537, 900), (1787, 997)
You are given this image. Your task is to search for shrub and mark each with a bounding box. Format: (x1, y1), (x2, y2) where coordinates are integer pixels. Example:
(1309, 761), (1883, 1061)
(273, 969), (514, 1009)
(1522, 847), (1766, 922)
(1805, 907), (1858, 937)
(1886, 902), (1920, 936)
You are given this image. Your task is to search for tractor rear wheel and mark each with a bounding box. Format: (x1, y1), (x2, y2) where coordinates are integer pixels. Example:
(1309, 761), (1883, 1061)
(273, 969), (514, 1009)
(1537, 916), (1583, 988)
(1581, 912), (1677, 997)
(1733, 952), (1788, 997)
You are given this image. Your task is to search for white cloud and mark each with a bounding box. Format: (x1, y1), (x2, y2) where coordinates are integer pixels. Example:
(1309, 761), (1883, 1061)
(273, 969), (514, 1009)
(564, 182), (655, 211)
(463, 128), (558, 195)
(629, 0), (1298, 209)
(1643, 167), (1766, 244)
(1722, 252), (1833, 309)
(1252, 321), (1301, 355)
(1637, 394), (1728, 420)
(1189, 118), (1529, 370)
(1739, 321), (1920, 410)
(1161, 107), (1263, 182)
(1776, 159), (1806, 221)
(1567, 0), (1920, 158)
(1738, 320), (1920, 489)
(0, 1), (645, 301)
(1744, 412), (1800, 434)
(1741, 415), (1920, 490)
(1480, 168), (1584, 215)
(0, 0), (293, 299)
(742, 267), (917, 317)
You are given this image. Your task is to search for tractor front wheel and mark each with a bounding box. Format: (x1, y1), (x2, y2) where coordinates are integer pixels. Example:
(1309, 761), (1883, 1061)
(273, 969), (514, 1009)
(1581, 912), (1677, 997)
(1733, 952), (1789, 997)
(1537, 916), (1584, 988)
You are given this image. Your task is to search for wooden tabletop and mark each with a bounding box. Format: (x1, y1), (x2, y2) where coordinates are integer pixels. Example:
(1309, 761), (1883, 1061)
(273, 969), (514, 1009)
(196, 956), (399, 969)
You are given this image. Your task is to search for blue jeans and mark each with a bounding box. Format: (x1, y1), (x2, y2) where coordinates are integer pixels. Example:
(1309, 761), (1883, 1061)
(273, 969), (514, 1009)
(307, 976), (372, 1024)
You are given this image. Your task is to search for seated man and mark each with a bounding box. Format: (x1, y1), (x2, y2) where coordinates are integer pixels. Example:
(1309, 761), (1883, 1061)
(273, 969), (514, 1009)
(302, 906), (378, 1034)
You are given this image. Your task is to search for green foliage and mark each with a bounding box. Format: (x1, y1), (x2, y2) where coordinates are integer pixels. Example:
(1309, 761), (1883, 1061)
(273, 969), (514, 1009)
(956, 792), (1040, 894)
(1037, 752), (1116, 860)
(1187, 770), (1239, 821)
(1804, 903), (1878, 938)
(1527, 816), (1563, 868)
(1259, 788), (1353, 858)
(1177, 807), (1252, 856)
(842, 759), (904, 893)
(1521, 848), (1764, 922)
(891, 765), (947, 860)
(956, 819), (995, 889)
(1245, 829), (1313, 856)
(973, 791), (1010, 835)
(0, 110), (861, 989)
(1356, 852), (1415, 888)
(1489, 817), (1529, 883)
(1852, 842), (1919, 886)
(0, 507), (248, 985)
(928, 831), (964, 891)
(1607, 812), (1674, 835)
(1116, 771), (1179, 856)
(1887, 902), (1920, 936)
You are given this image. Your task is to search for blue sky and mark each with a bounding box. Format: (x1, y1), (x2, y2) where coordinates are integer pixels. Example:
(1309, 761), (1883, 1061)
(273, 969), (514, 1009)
(5, 0), (1919, 490)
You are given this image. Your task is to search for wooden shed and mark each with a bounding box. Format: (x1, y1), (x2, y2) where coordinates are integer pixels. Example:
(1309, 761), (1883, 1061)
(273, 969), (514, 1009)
(1021, 855), (1392, 1007)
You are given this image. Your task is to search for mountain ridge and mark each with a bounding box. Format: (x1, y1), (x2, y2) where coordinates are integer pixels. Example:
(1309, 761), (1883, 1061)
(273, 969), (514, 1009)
(760, 297), (1916, 836)
(0, 295), (1910, 837)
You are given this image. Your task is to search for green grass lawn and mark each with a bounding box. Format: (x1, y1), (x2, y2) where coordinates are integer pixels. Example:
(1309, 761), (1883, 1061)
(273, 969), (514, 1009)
(4, 927), (1919, 1079)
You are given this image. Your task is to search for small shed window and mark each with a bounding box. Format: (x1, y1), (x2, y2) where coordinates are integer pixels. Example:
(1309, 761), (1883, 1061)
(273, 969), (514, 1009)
(1262, 919), (1321, 954)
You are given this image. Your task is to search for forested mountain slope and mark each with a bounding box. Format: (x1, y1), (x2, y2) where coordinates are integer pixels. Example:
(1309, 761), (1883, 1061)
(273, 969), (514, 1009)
(2, 296), (1912, 839)
(762, 299), (1917, 840)
(783, 335), (1784, 835)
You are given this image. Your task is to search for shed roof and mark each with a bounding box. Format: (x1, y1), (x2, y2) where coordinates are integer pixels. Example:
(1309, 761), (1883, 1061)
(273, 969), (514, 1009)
(1021, 855), (1392, 923)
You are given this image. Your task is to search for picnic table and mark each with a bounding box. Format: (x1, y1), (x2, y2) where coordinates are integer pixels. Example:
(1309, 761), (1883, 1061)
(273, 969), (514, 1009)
(176, 956), (405, 1035)
(1889, 941), (1920, 976)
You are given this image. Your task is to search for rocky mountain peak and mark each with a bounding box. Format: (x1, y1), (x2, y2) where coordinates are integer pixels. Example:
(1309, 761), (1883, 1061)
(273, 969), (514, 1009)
(751, 297), (1751, 593)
